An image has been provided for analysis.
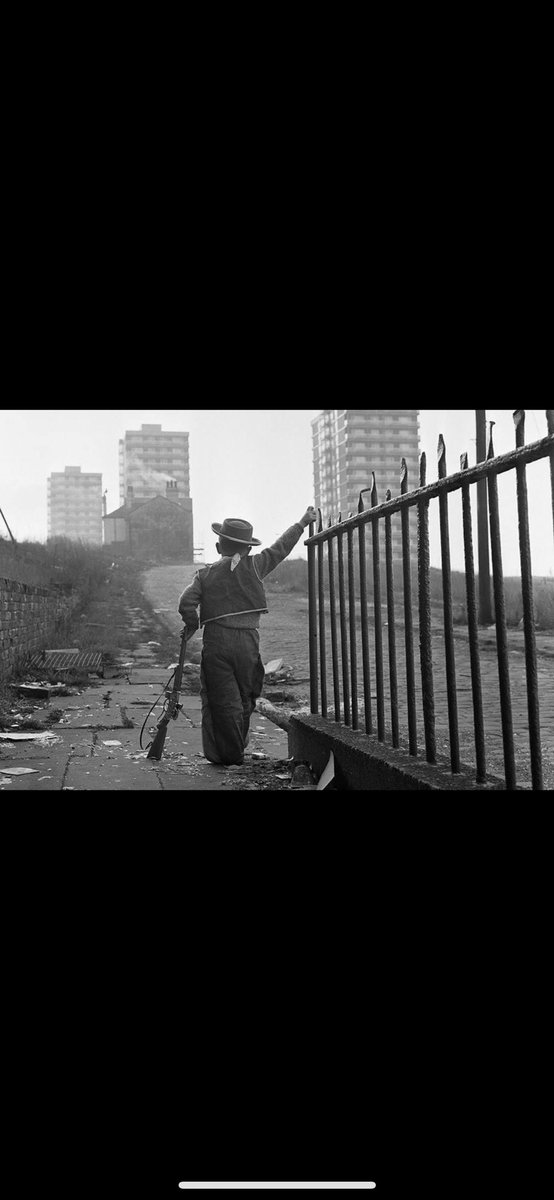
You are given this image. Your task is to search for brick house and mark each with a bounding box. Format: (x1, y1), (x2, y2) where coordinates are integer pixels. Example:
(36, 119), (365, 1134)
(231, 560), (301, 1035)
(103, 482), (193, 563)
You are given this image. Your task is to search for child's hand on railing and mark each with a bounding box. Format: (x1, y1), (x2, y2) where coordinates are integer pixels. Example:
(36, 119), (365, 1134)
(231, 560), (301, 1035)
(301, 506), (318, 528)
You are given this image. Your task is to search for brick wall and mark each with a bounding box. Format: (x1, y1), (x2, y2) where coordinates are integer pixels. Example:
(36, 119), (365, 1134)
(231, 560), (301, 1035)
(0, 576), (75, 680)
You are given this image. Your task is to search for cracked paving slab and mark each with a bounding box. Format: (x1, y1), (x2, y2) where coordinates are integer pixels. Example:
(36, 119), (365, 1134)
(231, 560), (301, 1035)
(1, 640), (291, 791)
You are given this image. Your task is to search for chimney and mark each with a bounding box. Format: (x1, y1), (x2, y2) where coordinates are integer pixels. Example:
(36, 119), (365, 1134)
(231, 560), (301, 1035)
(102, 490), (108, 517)
(127, 485), (134, 503)
(166, 480), (179, 501)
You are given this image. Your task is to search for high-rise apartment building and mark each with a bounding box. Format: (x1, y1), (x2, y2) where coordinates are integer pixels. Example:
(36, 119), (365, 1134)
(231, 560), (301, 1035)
(312, 409), (420, 555)
(119, 423), (190, 503)
(47, 466), (103, 544)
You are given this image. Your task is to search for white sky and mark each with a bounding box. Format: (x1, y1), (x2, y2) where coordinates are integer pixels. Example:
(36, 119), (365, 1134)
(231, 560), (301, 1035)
(0, 408), (552, 577)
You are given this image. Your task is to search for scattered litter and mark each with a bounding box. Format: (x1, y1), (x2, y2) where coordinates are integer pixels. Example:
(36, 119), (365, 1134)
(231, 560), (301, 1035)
(275, 774), (292, 781)
(9, 683), (53, 699)
(62, 786), (75, 790)
(0, 767), (39, 776)
(38, 776), (52, 781)
(264, 658), (284, 675)
(317, 751), (336, 791)
(251, 752), (267, 760)
(102, 740), (122, 746)
(291, 762), (318, 790)
(147, 641), (161, 648)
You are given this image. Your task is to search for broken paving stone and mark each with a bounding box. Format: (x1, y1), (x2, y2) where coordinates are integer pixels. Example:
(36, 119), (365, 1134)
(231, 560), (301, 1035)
(0, 767), (39, 775)
(9, 683), (53, 699)
(0, 730), (58, 741)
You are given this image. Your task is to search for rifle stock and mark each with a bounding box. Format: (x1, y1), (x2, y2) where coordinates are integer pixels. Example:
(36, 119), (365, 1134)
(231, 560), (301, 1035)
(146, 718), (169, 761)
(146, 629), (188, 761)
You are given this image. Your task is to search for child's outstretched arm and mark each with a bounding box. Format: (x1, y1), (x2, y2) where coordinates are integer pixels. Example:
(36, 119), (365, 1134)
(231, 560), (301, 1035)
(253, 506), (317, 580)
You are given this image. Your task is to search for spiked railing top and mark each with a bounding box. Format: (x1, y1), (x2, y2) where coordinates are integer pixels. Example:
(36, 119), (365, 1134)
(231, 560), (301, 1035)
(513, 409), (525, 448)
(437, 434), (447, 479)
(358, 487), (372, 513)
(400, 458), (408, 494)
(487, 420), (496, 459)
(307, 413), (553, 543)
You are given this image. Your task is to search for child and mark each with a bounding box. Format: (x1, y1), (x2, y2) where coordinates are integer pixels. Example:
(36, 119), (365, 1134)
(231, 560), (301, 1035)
(178, 508), (317, 767)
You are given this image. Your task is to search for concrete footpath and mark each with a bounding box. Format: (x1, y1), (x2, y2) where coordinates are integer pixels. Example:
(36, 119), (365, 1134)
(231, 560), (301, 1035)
(0, 641), (292, 793)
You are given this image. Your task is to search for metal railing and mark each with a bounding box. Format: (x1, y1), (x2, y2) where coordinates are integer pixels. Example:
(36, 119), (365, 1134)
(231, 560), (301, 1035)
(306, 410), (554, 790)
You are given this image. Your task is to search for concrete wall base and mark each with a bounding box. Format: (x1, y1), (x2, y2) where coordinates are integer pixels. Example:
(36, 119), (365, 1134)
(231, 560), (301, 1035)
(288, 713), (507, 791)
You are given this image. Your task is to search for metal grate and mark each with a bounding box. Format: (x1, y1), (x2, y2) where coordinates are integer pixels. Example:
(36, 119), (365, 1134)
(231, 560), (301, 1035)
(27, 649), (104, 674)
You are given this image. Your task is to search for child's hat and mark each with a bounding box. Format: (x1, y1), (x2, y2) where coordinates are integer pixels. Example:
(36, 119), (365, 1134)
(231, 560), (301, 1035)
(211, 517), (261, 546)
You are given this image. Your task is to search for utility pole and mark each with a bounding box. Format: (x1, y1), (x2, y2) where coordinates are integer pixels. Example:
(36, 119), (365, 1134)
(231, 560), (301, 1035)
(476, 409), (493, 625)
(0, 505), (16, 543)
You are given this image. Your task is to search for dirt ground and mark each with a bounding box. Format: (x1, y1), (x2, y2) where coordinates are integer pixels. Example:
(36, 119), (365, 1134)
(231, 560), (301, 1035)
(141, 565), (554, 790)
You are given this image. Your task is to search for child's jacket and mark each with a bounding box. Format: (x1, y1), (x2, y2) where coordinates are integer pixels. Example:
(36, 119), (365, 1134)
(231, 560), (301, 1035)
(198, 556), (268, 626)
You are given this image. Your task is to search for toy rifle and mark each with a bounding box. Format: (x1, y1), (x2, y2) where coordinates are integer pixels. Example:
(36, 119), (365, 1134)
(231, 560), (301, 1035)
(146, 628), (188, 760)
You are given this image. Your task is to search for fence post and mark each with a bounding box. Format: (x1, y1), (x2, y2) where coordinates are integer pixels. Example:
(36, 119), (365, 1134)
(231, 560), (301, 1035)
(336, 513), (351, 727)
(371, 475), (385, 741)
(317, 509), (327, 720)
(547, 410), (554, 542)
(417, 453), (436, 765)
(476, 410), (493, 625)
(327, 517), (341, 722)
(514, 410), (543, 790)
(438, 435), (460, 773)
(400, 459), (417, 756)
(357, 490), (372, 734)
(307, 518), (319, 714)
(385, 489), (399, 748)
(460, 451), (487, 784)
(487, 425), (516, 788)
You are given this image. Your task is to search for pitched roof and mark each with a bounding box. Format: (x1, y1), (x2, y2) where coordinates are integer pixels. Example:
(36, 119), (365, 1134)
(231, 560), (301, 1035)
(103, 494), (185, 521)
(103, 503), (129, 520)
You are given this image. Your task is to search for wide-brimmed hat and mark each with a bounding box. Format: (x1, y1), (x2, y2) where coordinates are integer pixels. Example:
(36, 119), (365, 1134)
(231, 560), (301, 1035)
(211, 517), (261, 546)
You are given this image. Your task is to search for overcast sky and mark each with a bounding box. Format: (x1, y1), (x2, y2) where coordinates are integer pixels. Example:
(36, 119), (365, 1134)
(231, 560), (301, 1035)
(1, 408), (552, 577)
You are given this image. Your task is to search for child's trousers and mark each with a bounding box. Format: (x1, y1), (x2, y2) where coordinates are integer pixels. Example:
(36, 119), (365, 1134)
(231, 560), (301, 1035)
(200, 624), (265, 766)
